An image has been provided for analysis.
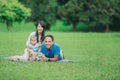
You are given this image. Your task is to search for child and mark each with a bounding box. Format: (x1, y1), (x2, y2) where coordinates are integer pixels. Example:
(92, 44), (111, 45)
(7, 35), (43, 61)
(27, 35), (41, 60)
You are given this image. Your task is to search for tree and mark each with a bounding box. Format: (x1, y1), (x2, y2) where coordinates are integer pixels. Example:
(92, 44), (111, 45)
(86, 0), (120, 32)
(57, 0), (89, 31)
(19, 0), (58, 30)
(57, 0), (120, 32)
(0, 0), (31, 31)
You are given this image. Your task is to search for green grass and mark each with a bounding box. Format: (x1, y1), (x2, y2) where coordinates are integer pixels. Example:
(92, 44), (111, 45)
(0, 22), (35, 32)
(0, 20), (72, 32)
(0, 31), (120, 80)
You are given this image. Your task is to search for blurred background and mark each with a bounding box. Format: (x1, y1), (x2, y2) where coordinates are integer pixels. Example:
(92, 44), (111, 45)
(0, 1), (120, 80)
(0, 0), (120, 32)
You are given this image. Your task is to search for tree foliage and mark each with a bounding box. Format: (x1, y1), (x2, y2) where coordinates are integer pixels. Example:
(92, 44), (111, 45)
(17, 0), (120, 32)
(19, 0), (57, 30)
(0, 0), (31, 31)
(57, 0), (120, 32)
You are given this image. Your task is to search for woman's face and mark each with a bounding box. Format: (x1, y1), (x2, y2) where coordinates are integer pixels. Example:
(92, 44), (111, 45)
(37, 23), (43, 33)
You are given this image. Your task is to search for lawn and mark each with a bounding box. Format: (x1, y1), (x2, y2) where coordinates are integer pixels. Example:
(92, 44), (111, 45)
(0, 31), (120, 80)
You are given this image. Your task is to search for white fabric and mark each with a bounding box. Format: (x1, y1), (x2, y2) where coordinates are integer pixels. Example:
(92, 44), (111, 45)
(26, 32), (36, 46)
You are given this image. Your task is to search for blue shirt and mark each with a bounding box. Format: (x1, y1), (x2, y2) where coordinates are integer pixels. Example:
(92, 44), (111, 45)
(41, 43), (62, 60)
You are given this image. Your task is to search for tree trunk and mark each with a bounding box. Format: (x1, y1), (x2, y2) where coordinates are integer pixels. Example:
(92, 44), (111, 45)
(72, 23), (76, 32)
(6, 21), (11, 31)
(105, 24), (110, 32)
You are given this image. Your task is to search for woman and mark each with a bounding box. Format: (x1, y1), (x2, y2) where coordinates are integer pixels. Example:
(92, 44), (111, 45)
(8, 21), (46, 61)
(24, 21), (46, 60)
(26, 21), (45, 46)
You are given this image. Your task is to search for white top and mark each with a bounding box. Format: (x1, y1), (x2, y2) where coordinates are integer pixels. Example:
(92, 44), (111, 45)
(26, 32), (42, 46)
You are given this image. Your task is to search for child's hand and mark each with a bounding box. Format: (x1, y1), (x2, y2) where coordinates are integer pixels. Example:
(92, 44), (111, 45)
(42, 57), (49, 62)
(29, 50), (33, 53)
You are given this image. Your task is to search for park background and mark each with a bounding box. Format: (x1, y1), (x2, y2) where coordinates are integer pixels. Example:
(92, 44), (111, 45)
(0, 0), (120, 80)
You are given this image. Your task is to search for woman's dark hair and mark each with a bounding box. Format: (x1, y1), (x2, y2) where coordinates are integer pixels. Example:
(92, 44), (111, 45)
(35, 21), (46, 43)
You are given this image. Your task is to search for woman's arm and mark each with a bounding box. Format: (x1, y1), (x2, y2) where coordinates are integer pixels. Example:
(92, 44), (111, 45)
(26, 32), (35, 46)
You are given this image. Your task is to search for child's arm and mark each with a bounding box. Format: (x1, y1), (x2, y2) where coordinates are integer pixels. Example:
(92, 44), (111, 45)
(36, 43), (41, 55)
(26, 46), (33, 55)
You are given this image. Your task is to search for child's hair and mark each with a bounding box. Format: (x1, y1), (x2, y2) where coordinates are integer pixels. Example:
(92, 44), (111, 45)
(30, 35), (37, 41)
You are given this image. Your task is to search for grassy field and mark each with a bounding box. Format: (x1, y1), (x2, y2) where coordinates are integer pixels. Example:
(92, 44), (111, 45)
(0, 30), (120, 80)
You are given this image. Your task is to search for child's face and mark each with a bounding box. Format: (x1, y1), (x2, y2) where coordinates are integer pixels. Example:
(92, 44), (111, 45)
(30, 37), (37, 45)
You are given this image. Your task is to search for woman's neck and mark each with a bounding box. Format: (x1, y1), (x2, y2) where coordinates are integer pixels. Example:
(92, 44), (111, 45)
(38, 32), (42, 36)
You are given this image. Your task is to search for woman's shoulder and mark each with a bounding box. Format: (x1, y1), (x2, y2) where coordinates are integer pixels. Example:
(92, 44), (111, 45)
(30, 32), (36, 35)
(29, 32), (36, 36)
